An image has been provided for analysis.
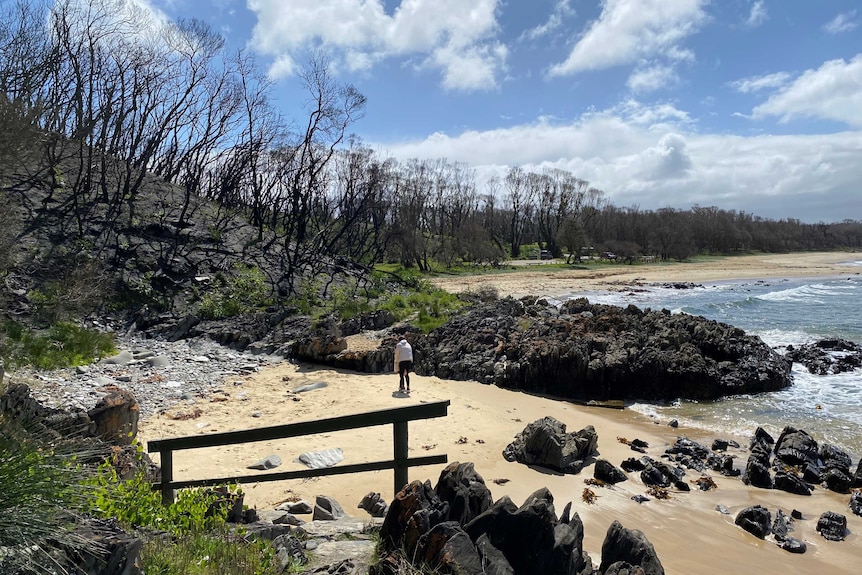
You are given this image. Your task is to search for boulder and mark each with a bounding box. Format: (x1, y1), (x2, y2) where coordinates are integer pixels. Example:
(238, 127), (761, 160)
(378, 480), (449, 555)
(313, 495), (346, 521)
(773, 470), (811, 496)
(823, 468), (853, 494)
(854, 459), (862, 488)
(415, 521), (487, 574)
(774, 427), (819, 468)
(735, 505), (771, 539)
(88, 389), (139, 446)
(599, 520), (664, 575)
(816, 511), (847, 541)
(742, 457), (773, 489)
(464, 488), (589, 575)
(434, 462), (493, 525)
(502, 417), (598, 474)
(594, 459), (628, 484)
(358, 492), (388, 518)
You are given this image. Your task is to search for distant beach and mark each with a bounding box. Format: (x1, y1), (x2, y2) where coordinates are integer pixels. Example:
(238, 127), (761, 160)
(137, 251), (862, 575)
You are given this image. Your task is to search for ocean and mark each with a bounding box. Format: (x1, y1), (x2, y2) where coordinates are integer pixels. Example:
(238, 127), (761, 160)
(562, 260), (862, 459)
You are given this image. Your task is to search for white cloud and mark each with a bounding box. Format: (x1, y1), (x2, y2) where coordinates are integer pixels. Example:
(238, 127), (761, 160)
(520, 0), (574, 42)
(627, 64), (678, 93)
(376, 100), (862, 222)
(752, 55), (862, 127)
(548, 0), (707, 76)
(247, 0), (506, 91)
(729, 72), (791, 93)
(823, 10), (859, 34)
(745, 0), (768, 28)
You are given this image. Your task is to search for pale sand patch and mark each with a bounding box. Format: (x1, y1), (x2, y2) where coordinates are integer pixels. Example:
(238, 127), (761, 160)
(137, 252), (862, 574)
(429, 251), (862, 299)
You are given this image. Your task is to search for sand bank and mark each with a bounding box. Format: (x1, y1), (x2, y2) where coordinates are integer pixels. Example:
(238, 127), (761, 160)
(137, 251), (862, 574)
(429, 251), (862, 299)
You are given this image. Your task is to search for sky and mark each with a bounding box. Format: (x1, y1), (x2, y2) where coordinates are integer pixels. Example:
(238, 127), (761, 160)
(140, 0), (862, 223)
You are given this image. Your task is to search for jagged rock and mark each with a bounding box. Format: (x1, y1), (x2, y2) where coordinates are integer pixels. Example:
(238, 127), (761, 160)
(313, 495), (346, 521)
(463, 487), (589, 575)
(823, 468), (853, 493)
(434, 462), (493, 525)
(774, 427), (819, 468)
(773, 470), (811, 496)
(378, 480), (449, 555)
(771, 509), (793, 541)
(735, 505), (772, 539)
(296, 448), (344, 469)
(88, 389), (139, 446)
(600, 520), (664, 575)
(816, 511), (848, 541)
(415, 521), (487, 574)
(778, 538), (807, 554)
(358, 492), (388, 518)
(502, 417), (598, 474)
(854, 460), (862, 488)
(785, 339), (862, 375)
(820, 443), (852, 473)
(276, 500), (314, 515)
(272, 534), (308, 569)
(412, 298), (791, 401)
(594, 459), (628, 484)
(58, 516), (143, 575)
(742, 457), (773, 489)
(850, 492), (862, 517)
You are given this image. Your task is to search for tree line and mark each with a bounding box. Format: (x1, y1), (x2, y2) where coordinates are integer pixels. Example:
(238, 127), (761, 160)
(1, 0), (859, 301)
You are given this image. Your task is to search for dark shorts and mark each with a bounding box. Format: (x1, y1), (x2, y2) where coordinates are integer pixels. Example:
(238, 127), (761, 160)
(398, 360), (413, 374)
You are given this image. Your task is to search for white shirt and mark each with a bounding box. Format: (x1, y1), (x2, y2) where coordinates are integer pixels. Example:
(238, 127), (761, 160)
(394, 339), (413, 366)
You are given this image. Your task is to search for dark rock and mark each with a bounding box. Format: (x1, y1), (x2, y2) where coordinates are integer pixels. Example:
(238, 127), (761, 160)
(415, 521), (486, 574)
(711, 439), (729, 451)
(666, 437), (709, 460)
(668, 419), (678, 428)
(771, 510), (793, 541)
(750, 427), (775, 448)
(599, 520), (664, 575)
(820, 443), (852, 473)
(854, 459), (862, 488)
(502, 417), (597, 474)
(640, 466), (669, 488)
(464, 488), (589, 575)
(742, 458), (773, 489)
(57, 516), (142, 575)
(413, 298), (791, 401)
(632, 495), (650, 504)
(773, 470), (811, 496)
(434, 462), (493, 525)
(816, 511), (848, 541)
(379, 480), (449, 555)
(850, 492), (862, 517)
(735, 505), (771, 539)
(605, 562), (647, 575)
(778, 538), (807, 554)
(823, 468), (853, 494)
(475, 534), (515, 575)
(774, 427), (819, 468)
(791, 509), (804, 520)
(621, 458), (647, 472)
(358, 492), (388, 518)
(594, 459), (628, 484)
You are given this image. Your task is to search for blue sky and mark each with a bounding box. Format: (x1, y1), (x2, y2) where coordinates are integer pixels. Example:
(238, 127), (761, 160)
(142, 0), (861, 223)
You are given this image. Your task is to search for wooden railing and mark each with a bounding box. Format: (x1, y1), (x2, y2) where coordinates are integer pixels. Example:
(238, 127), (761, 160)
(147, 400), (450, 504)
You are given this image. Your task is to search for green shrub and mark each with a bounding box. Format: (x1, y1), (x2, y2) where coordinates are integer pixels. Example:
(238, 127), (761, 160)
(198, 265), (270, 319)
(0, 415), (101, 574)
(0, 320), (116, 369)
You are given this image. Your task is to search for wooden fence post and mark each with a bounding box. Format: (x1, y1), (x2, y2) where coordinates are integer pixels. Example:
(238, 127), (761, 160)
(393, 420), (408, 496)
(159, 449), (175, 505)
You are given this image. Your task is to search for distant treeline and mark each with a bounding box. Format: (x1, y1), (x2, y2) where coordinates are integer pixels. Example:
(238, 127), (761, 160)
(1, 0), (859, 296)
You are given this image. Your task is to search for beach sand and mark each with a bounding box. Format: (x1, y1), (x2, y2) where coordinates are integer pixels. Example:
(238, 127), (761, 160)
(137, 251), (862, 574)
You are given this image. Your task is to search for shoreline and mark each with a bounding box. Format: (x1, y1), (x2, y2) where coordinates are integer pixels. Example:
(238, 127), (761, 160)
(427, 251), (862, 300)
(136, 251), (862, 574)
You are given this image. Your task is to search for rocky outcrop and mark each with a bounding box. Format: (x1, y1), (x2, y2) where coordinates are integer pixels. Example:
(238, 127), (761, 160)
(600, 521), (665, 575)
(413, 298), (791, 401)
(502, 417), (598, 474)
(784, 339), (862, 375)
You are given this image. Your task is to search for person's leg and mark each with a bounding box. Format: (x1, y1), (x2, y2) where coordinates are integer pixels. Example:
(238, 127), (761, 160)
(398, 367), (404, 390)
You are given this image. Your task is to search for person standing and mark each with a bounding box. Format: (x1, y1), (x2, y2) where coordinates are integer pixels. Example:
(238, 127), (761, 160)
(394, 336), (414, 392)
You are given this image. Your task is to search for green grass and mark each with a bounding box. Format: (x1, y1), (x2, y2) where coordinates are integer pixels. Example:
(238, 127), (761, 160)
(0, 320), (116, 369)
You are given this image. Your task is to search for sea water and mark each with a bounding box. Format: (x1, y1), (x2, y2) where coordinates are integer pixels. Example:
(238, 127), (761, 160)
(561, 260), (862, 457)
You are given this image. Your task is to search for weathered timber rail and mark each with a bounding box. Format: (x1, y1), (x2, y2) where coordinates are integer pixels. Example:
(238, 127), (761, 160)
(148, 400), (450, 504)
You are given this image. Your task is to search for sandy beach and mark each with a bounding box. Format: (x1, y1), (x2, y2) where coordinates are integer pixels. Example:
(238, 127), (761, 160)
(137, 251), (862, 574)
